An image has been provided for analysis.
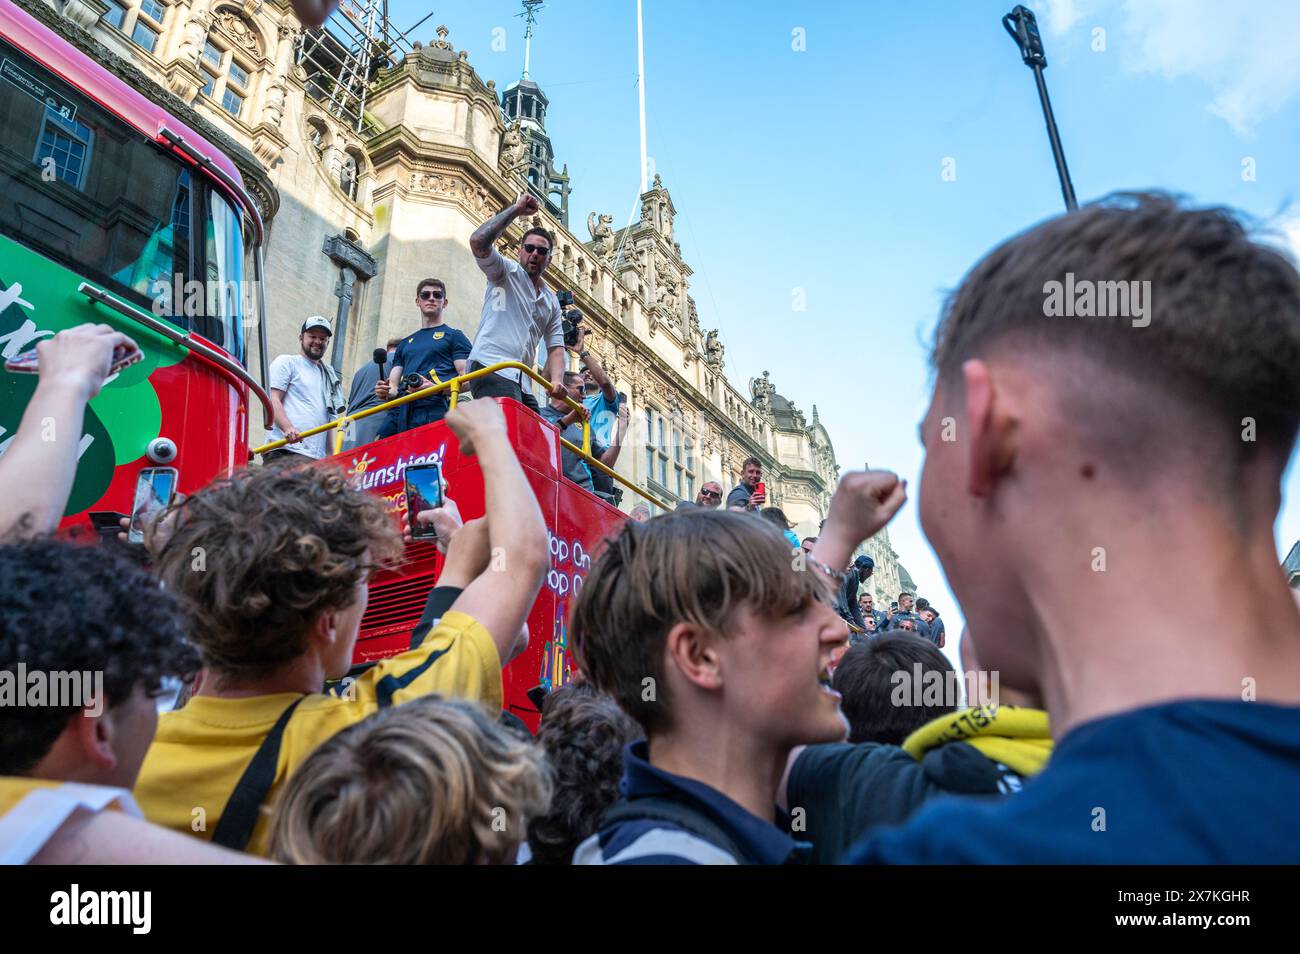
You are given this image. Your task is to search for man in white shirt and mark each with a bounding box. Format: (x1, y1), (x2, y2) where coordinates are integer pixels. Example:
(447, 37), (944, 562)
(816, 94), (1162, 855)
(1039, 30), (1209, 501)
(265, 316), (344, 464)
(466, 193), (567, 411)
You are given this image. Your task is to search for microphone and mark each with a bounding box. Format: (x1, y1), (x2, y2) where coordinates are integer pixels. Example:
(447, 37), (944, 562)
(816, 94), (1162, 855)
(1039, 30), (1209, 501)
(372, 348), (387, 367)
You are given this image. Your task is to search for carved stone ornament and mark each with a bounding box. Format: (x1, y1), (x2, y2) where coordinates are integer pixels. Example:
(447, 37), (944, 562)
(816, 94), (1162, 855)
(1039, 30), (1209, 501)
(587, 212), (615, 257)
(215, 10), (261, 55)
(408, 171), (494, 218)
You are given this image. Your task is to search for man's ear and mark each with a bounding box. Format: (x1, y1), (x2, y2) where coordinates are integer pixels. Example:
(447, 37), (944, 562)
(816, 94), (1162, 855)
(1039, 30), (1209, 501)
(307, 609), (339, 652)
(72, 708), (118, 773)
(663, 622), (723, 692)
(961, 359), (1018, 498)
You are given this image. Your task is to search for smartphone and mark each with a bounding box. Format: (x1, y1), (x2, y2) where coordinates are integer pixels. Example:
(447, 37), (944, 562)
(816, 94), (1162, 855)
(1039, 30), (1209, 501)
(404, 462), (444, 540)
(756, 481), (766, 500)
(87, 510), (129, 542)
(128, 468), (178, 544)
(4, 343), (143, 377)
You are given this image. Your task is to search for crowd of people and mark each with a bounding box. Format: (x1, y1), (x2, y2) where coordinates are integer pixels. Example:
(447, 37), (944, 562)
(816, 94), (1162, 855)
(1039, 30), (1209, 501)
(2, 192), (1300, 865)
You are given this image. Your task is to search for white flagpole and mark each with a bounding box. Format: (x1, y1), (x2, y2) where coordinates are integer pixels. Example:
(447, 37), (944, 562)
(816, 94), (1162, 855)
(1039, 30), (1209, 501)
(637, 0), (648, 194)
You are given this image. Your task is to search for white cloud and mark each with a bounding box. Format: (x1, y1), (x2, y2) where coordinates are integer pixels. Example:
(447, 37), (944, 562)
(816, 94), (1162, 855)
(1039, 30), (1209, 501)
(1040, 0), (1300, 134)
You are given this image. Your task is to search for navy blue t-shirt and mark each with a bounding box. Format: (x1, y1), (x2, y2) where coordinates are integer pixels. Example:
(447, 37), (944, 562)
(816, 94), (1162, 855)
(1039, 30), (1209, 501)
(844, 699), (1300, 864)
(393, 325), (472, 386)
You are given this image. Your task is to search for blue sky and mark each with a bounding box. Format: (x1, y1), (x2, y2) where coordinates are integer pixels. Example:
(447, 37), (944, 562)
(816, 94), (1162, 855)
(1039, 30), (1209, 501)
(387, 0), (1300, 652)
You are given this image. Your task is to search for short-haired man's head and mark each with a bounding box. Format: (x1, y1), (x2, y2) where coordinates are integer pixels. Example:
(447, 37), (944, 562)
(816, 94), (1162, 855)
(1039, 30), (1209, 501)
(930, 192), (1300, 475)
(385, 338), (400, 350)
(528, 683), (643, 865)
(415, 278), (446, 300)
(898, 592), (914, 609)
(741, 457), (762, 487)
(270, 696), (550, 864)
(153, 466), (402, 679)
(0, 539), (197, 778)
(520, 227), (555, 256)
(696, 481), (723, 507)
(832, 634), (956, 745)
(571, 509), (829, 735)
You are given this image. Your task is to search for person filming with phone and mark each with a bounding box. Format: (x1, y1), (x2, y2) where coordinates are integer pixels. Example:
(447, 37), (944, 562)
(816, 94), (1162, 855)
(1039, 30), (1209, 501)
(726, 456), (766, 511)
(465, 193), (567, 410)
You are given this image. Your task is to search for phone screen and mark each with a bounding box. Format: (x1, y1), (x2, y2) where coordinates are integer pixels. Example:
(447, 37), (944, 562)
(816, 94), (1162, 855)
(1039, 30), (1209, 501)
(129, 468), (177, 544)
(404, 463), (444, 540)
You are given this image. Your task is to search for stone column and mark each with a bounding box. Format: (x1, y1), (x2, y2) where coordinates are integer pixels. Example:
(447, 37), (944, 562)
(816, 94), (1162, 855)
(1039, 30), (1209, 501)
(163, 0), (213, 103)
(261, 21), (299, 131)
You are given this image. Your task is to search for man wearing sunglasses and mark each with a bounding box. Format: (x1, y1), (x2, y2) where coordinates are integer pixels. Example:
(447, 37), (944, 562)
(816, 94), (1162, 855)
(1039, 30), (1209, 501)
(467, 193), (567, 411)
(695, 481), (723, 509)
(375, 278), (472, 438)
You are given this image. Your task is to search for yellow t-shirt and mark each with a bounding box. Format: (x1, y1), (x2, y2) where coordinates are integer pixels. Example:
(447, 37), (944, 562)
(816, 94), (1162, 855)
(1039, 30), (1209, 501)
(133, 609), (501, 857)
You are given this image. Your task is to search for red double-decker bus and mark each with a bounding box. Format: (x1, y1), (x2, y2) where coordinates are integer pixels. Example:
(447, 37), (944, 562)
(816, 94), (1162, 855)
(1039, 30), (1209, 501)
(0, 0), (274, 527)
(1, 0), (662, 727)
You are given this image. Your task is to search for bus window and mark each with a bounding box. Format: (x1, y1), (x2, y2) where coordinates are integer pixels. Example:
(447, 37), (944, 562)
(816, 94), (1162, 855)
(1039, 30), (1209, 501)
(200, 188), (246, 363)
(0, 35), (194, 329)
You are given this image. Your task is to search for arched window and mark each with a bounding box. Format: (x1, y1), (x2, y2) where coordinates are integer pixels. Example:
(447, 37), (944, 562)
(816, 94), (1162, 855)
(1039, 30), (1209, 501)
(340, 152), (358, 201)
(307, 118), (329, 160)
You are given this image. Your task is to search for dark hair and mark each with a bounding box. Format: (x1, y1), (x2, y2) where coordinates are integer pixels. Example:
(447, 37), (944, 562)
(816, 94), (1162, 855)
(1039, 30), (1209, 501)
(741, 456), (762, 471)
(832, 633), (955, 745)
(0, 538), (198, 774)
(527, 683), (643, 865)
(521, 227), (555, 254)
(416, 277), (446, 298)
(915, 597), (931, 611)
(898, 592), (913, 601)
(153, 466), (403, 678)
(563, 370), (583, 386)
(571, 509), (830, 734)
(759, 507), (793, 530)
(932, 192), (1300, 470)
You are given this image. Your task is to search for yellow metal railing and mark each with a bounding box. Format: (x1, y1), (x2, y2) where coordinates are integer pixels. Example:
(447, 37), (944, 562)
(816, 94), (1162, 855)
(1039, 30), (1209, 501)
(253, 360), (673, 511)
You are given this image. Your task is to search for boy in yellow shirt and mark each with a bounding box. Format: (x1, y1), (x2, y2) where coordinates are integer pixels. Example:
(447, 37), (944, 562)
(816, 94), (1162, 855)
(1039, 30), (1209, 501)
(134, 399), (549, 856)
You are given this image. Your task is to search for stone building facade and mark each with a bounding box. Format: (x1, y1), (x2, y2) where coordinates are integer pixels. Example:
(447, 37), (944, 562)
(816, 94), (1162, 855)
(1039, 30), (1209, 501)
(25, 0), (902, 587)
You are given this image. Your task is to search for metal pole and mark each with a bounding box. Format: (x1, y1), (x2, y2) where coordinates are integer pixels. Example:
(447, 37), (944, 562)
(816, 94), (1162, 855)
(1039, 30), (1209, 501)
(1030, 63), (1076, 210)
(1002, 5), (1077, 211)
(637, 0), (648, 193)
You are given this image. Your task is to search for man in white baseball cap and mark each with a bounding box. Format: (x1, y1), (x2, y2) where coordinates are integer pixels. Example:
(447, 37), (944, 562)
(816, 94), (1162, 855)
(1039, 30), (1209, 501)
(264, 316), (345, 465)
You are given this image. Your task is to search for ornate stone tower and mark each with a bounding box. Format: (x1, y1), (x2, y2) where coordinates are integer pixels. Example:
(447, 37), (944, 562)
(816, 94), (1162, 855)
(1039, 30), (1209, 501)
(501, 78), (570, 226)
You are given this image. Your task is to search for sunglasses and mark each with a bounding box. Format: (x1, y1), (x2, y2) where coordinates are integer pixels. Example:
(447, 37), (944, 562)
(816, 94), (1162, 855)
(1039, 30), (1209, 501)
(418, 290), (445, 300)
(699, 489), (721, 498)
(522, 243), (551, 256)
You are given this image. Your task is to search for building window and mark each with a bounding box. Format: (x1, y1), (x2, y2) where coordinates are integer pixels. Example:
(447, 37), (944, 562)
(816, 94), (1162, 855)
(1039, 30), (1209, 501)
(34, 107), (94, 189)
(139, 0), (165, 23)
(101, 0), (128, 30)
(130, 19), (158, 52)
(340, 152), (358, 200)
(197, 36), (254, 124)
(220, 87), (243, 118)
(643, 408), (695, 501)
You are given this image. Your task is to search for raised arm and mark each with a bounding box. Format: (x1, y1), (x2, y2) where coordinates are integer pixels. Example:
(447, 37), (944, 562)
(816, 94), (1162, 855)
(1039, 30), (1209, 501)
(470, 194), (537, 259)
(0, 324), (137, 537)
(570, 327), (617, 402)
(442, 400), (549, 660)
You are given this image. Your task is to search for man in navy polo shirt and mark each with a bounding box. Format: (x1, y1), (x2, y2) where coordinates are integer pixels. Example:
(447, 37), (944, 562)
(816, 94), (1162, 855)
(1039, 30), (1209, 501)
(569, 472), (905, 864)
(377, 278), (472, 438)
(839, 195), (1300, 864)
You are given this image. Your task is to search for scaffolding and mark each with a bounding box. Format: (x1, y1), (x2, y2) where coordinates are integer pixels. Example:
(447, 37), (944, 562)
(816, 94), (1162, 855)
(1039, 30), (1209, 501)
(295, 0), (419, 134)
